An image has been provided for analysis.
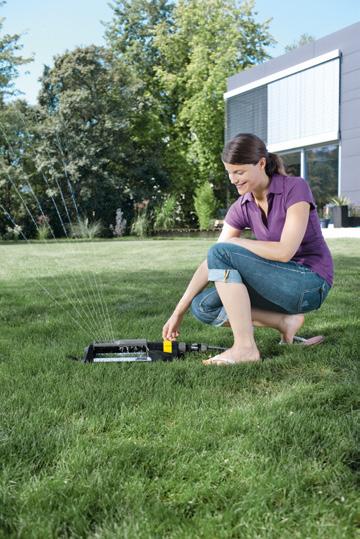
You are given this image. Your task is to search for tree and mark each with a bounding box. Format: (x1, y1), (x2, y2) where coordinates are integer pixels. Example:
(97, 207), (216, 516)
(35, 45), (170, 235)
(105, 0), (174, 216)
(154, 0), (275, 209)
(284, 33), (315, 53)
(105, 0), (174, 84)
(0, 2), (34, 236)
(194, 182), (218, 230)
(105, 0), (276, 227)
(0, 1), (32, 103)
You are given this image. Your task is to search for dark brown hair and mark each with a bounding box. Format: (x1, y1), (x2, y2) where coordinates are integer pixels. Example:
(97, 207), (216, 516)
(221, 133), (286, 177)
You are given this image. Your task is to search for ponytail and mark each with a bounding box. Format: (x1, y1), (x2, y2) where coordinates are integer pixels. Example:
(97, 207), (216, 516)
(266, 152), (286, 176)
(222, 133), (287, 177)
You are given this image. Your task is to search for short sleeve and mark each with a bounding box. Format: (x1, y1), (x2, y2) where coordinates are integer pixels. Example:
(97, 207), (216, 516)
(285, 178), (316, 211)
(224, 199), (249, 230)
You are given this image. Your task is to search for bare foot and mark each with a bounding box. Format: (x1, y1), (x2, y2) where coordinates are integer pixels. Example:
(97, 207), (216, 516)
(202, 345), (260, 366)
(221, 314), (305, 344)
(279, 313), (305, 343)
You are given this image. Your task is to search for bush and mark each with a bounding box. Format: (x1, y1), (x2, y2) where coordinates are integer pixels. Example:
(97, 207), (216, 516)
(71, 217), (102, 239)
(3, 224), (23, 241)
(37, 224), (50, 241)
(153, 195), (177, 231)
(130, 209), (150, 237)
(330, 196), (351, 206)
(110, 208), (127, 237)
(193, 182), (218, 230)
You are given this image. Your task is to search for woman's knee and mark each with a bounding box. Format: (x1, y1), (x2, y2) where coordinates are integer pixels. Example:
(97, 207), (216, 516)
(207, 242), (254, 267)
(190, 294), (201, 318)
(207, 242), (230, 267)
(191, 295), (212, 324)
(191, 289), (224, 325)
(207, 242), (244, 283)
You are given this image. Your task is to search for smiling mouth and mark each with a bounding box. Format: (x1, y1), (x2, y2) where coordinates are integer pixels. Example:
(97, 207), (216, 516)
(236, 182), (247, 188)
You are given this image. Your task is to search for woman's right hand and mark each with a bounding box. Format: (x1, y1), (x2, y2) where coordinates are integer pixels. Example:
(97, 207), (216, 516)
(162, 311), (184, 341)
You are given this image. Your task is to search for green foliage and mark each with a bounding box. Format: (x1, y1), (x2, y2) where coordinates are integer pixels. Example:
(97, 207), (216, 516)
(105, 0), (174, 84)
(105, 0), (173, 211)
(130, 209), (150, 237)
(306, 146), (338, 210)
(285, 33), (315, 53)
(0, 4), (32, 103)
(106, 0), (275, 221)
(36, 44), (171, 232)
(330, 196), (351, 206)
(70, 217), (102, 239)
(0, 0), (277, 236)
(36, 46), (138, 231)
(154, 0), (274, 198)
(0, 100), (42, 238)
(0, 5), (34, 237)
(36, 224), (50, 241)
(35, 215), (51, 240)
(2, 223), (22, 240)
(193, 182), (218, 230)
(153, 194), (177, 230)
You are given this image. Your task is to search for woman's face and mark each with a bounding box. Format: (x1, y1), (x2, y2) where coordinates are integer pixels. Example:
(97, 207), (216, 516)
(223, 158), (267, 196)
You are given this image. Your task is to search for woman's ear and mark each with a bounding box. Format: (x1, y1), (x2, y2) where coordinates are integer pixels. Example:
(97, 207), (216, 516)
(258, 157), (267, 170)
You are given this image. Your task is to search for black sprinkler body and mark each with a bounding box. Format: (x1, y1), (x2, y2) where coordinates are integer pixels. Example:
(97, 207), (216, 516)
(82, 339), (226, 363)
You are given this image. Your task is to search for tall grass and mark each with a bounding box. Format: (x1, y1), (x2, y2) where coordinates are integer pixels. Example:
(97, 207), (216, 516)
(70, 217), (102, 239)
(0, 238), (359, 538)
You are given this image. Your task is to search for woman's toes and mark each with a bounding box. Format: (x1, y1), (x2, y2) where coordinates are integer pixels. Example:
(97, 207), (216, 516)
(202, 357), (235, 366)
(202, 358), (212, 365)
(202, 354), (222, 365)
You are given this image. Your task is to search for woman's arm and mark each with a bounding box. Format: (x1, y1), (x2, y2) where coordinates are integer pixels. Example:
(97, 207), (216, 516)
(162, 260), (209, 340)
(173, 223), (241, 316)
(162, 223), (241, 340)
(172, 259), (209, 316)
(224, 202), (310, 263)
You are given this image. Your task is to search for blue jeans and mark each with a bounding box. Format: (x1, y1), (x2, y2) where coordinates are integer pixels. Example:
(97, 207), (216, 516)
(191, 242), (331, 327)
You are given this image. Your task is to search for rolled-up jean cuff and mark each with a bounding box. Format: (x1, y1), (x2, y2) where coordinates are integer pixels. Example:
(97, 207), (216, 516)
(208, 268), (243, 284)
(210, 306), (228, 327)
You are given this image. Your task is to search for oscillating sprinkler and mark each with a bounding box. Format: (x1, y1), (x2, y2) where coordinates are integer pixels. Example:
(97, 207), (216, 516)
(81, 339), (226, 363)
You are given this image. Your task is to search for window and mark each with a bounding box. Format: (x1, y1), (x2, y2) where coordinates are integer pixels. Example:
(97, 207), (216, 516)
(267, 58), (340, 151)
(305, 144), (338, 210)
(225, 86), (267, 142)
(279, 151), (301, 177)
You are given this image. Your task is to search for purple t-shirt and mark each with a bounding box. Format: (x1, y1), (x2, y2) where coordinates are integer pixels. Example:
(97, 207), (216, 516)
(224, 174), (334, 286)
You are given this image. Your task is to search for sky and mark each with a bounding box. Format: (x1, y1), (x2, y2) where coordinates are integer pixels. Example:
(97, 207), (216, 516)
(2, 0), (360, 105)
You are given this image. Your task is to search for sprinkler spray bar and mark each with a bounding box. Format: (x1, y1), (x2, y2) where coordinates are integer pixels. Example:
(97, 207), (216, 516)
(82, 339), (226, 363)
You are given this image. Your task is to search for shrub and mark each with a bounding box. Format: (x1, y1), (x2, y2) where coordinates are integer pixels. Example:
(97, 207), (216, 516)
(330, 196), (351, 206)
(36, 215), (50, 240)
(110, 208), (127, 237)
(193, 182), (218, 230)
(37, 224), (50, 241)
(130, 209), (150, 237)
(71, 217), (102, 239)
(3, 224), (23, 241)
(153, 195), (177, 231)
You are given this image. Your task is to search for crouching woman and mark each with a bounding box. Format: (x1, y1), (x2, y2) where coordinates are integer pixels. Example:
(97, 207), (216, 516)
(162, 133), (333, 365)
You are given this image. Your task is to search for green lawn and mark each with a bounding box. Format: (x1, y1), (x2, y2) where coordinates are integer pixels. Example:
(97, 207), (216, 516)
(0, 238), (359, 538)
